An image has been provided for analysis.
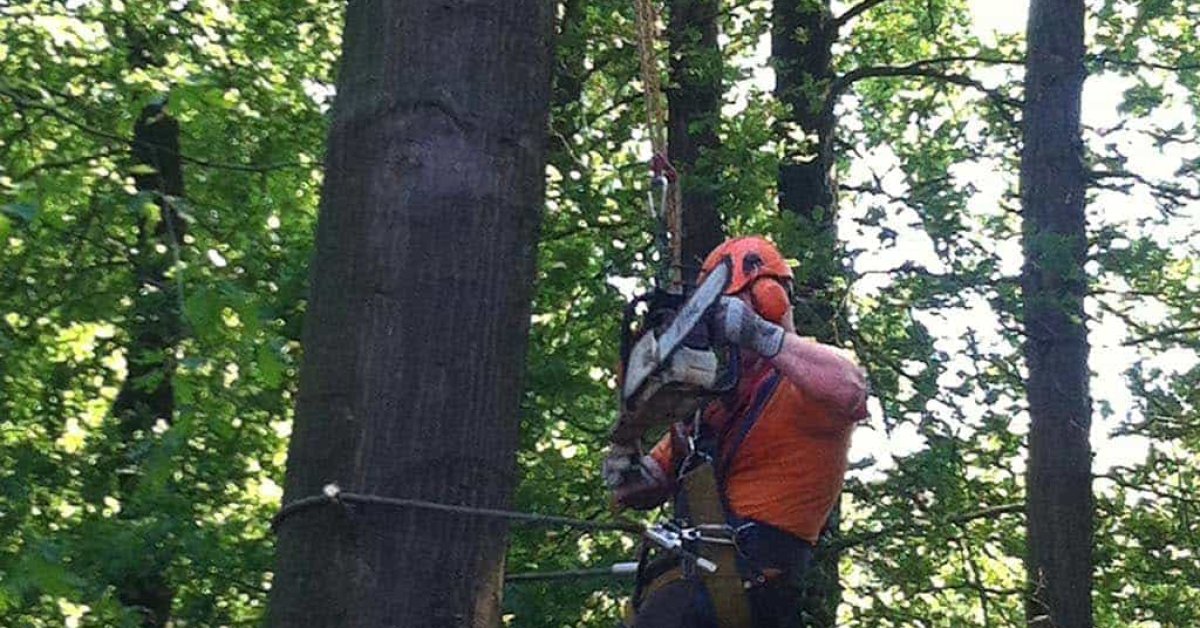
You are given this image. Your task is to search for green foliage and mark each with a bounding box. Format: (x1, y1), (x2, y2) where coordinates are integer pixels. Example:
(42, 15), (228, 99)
(0, 0), (335, 624)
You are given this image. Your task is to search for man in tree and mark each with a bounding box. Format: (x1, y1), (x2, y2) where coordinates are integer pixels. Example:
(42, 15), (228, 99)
(605, 236), (867, 627)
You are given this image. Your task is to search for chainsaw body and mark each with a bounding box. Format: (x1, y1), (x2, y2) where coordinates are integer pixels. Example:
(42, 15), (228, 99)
(611, 259), (733, 446)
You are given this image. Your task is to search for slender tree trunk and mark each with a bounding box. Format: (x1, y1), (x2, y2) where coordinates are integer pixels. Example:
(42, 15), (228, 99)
(774, 0), (840, 343)
(267, 2), (554, 627)
(667, 0), (724, 278)
(1020, 0), (1093, 626)
(110, 101), (185, 628)
(773, 2), (842, 625)
(552, 0), (587, 114)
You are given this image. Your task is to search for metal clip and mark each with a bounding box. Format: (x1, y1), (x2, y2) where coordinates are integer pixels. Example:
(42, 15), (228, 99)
(645, 523), (681, 549)
(644, 523), (718, 573)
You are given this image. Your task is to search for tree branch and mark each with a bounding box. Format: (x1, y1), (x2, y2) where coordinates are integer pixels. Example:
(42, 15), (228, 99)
(1090, 54), (1200, 73)
(834, 0), (894, 27)
(1089, 168), (1200, 205)
(1122, 325), (1200, 347)
(911, 582), (1024, 598)
(0, 86), (312, 175)
(834, 503), (1023, 551)
(1096, 472), (1200, 508)
(14, 148), (116, 180)
(902, 55), (1024, 66)
(832, 62), (1023, 111)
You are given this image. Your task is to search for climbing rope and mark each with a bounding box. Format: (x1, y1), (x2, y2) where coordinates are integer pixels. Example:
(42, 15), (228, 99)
(633, 0), (667, 157)
(632, 0), (684, 289)
(272, 484), (720, 578)
(271, 483), (641, 534)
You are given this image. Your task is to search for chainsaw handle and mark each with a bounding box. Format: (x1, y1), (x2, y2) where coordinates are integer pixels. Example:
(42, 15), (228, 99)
(619, 293), (651, 368)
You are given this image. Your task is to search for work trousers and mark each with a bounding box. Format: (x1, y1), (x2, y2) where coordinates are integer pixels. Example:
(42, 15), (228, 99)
(632, 523), (814, 627)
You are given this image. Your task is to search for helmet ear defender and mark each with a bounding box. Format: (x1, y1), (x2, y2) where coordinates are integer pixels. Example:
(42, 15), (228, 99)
(748, 278), (790, 324)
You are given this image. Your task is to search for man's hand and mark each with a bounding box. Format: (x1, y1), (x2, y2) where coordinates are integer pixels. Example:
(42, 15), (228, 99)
(601, 443), (642, 489)
(711, 296), (785, 358)
(603, 444), (672, 510)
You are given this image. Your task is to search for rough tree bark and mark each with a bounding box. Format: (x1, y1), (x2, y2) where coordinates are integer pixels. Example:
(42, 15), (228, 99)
(1020, 0), (1093, 626)
(667, 0), (724, 278)
(110, 101), (185, 628)
(267, 2), (554, 627)
(773, 1), (842, 625)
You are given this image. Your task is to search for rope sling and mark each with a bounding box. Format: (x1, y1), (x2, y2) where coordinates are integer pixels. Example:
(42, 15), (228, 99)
(632, 0), (685, 290)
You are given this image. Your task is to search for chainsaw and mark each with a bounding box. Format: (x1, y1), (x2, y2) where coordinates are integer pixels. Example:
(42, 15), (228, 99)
(610, 256), (735, 446)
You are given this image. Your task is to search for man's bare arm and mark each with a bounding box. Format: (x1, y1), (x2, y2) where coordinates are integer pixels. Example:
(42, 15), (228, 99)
(712, 296), (869, 422)
(769, 334), (869, 421)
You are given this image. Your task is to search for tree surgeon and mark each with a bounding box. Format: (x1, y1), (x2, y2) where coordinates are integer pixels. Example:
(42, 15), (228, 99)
(605, 236), (868, 627)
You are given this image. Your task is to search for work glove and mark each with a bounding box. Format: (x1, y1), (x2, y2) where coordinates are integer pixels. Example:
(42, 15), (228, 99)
(603, 444), (673, 510)
(710, 296), (786, 358)
(601, 443), (644, 489)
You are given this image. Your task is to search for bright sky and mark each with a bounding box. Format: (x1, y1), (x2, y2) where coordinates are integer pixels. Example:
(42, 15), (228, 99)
(843, 1), (1200, 481)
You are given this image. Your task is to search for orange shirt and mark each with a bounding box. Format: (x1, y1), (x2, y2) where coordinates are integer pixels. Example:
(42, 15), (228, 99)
(649, 363), (857, 543)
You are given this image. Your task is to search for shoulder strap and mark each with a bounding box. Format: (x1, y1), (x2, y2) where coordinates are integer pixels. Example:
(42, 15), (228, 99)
(716, 371), (781, 484)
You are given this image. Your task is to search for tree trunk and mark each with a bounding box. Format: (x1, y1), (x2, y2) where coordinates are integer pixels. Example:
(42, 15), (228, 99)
(667, 0), (724, 279)
(110, 101), (185, 628)
(267, 2), (554, 627)
(774, 0), (839, 344)
(773, 2), (842, 625)
(552, 0), (587, 113)
(1020, 0), (1093, 626)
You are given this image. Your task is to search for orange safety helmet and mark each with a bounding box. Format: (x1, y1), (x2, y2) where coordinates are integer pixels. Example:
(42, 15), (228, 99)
(699, 236), (794, 323)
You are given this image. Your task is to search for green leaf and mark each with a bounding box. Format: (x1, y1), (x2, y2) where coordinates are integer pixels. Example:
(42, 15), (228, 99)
(184, 288), (223, 333)
(256, 343), (284, 387)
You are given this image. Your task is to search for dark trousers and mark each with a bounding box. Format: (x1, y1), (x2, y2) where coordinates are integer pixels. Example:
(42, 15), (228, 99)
(745, 576), (805, 628)
(738, 522), (813, 628)
(632, 576), (809, 628)
(632, 523), (813, 627)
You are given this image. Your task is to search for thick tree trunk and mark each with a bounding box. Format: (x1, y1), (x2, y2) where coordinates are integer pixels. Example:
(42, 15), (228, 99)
(773, 2), (842, 625)
(267, 2), (553, 627)
(1020, 0), (1093, 626)
(667, 0), (724, 278)
(110, 102), (185, 628)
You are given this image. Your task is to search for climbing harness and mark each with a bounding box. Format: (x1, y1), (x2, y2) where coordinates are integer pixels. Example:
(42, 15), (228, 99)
(625, 369), (814, 628)
(626, 373), (777, 627)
